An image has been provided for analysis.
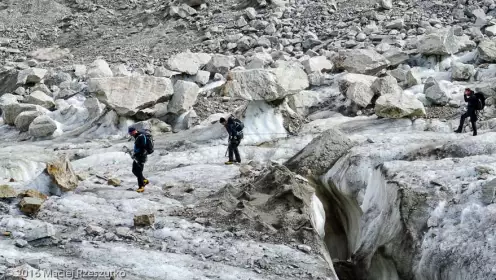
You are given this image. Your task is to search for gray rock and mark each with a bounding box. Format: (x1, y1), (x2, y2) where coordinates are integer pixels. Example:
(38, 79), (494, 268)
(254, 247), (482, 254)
(379, 0), (392, 9)
(478, 39), (496, 62)
(167, 80), (200, 115)
(154, 67), (180, 78)
(86, 224), (105, 236)
(285, 128), (357, 176)
(194, 70), (210, 85)
(14, 239), (28, 248)
(88, 76), (174, 116)
(417, 28), (460, 55)
(288, 90), (327, 116)
(297, 244), (312, 253)
(451, 62), (475, 81)
(28, 115), (58, 137)
(166, 52), (212, 75)
(237, 17), (248, 27)
(301, 56), (333, 74)
(347, 81), (375, 108)
(73, 64), (87, 78)
(224, 61), (309, 101)
(205, 54), (236, 74)
(14, 111), (44, 132)
(17, 68), (47, 85)
(374, 76), (426, 118)
(14, 87), (26, 96)
(111, 64), (132, 77)
(2, 103), (44, 125)
(30, 83), (51, 95)
(485, 25), (496, 37)
(0, 69), (20, 94)
(406, 70), (421, 87)
(87, 59), (113, 78)
(386, 18), (405, 30)
(245, 7), (257, 20)
(424, 78), (450, 106)
(337, 49), (389, 75)
(23, 223), (55, 241)
(25, 91), (55, 109)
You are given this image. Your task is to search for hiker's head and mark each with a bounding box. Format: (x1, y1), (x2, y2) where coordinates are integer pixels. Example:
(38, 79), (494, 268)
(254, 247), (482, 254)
(464, 88), (473, 95)
(220, 117), (227, 126)
(128, 126), (138, 136)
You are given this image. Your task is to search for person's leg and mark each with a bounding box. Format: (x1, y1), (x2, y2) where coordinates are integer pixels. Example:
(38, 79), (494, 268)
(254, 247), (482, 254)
(132, 161), (140, 186)
(470, 113), (477, 136)
(455, 112), (468, 132)
(133, 161), (145, 187)
(228, 141), (234, 163)
(233, 140), (241, 163)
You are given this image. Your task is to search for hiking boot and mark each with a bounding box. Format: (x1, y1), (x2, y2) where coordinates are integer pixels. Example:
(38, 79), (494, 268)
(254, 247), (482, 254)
(143, 179), (149, 186)
(454, 129), (462, 133)
(225, 161), (234, 165)
(136, 186), (145, 193)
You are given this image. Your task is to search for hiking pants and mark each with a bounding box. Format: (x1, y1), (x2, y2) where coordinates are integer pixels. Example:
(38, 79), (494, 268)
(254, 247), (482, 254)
(132, 160), (146, 187)
(228, 139), (241, 163)
(457, 111), (477, 135)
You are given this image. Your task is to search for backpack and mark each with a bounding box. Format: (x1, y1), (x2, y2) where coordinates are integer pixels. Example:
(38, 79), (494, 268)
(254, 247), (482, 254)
(475, 92), (486, 110)
(142, 130), (154, 154)
(230, 116), (244, 139)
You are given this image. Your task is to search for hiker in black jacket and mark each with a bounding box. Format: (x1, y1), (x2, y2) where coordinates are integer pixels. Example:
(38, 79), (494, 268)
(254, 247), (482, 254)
(128, 127), (149, 192)
(220, 116), (242, 164)
(455, 88), (479, 136)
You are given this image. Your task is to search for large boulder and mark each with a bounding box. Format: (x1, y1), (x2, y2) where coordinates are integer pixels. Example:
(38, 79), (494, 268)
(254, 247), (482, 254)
(375, 94), (426, 118)
(338, 74), (377, 108)
(272, 61), (310, 93)
(165, 52), (212, 75)
(0, 68), (19, 94)
(17, 68), (47, 85)
(167, 80), (200, 115)
(346, 82), (375, 108)
(417, 28), (459, 55)
(87, 59), (113, 78)
(301, 56), (334, 74)
(336, 49), (389, 75)
(288, 90), (327, 116)
(88, 76), (174, 116)
(2, 103), (45, 125)
(374, 75), (426, 118)
(28, 115), (58, 137)
(223, 61), (309, 101)
(451, 62), (475, 81)
(477, 39), (496, 62)
(45, 155), (78, 192)
(25, 91), (55, 109)
(14, 110), (44, 132)
(424, 78), (450, 106)
(285, 128), (357, 176)
(205, 54), (236, 74)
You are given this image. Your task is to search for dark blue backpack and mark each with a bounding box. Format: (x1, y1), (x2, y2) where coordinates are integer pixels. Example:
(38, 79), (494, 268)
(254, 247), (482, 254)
(142, 131), (154, 154)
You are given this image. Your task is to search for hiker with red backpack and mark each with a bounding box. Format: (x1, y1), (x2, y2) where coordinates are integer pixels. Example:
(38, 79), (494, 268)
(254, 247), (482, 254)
(454, 88), (485, 136)
(128, 126), (154, 192)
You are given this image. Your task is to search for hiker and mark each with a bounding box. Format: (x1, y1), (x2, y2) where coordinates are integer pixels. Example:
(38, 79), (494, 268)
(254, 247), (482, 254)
(454, 88), (484, 136)
(128, 127), (152, 192)
(220, 116), (244, 165)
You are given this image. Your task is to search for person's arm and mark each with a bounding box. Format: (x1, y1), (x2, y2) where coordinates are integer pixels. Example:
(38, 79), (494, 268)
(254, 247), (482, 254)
(464, 94), (469, 102)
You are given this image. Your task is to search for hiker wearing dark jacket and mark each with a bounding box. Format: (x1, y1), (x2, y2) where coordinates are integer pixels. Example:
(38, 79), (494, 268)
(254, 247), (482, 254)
(128, 127), (149, 192)
(455, 88), (478, 136)
(220, 117), (241, 164)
